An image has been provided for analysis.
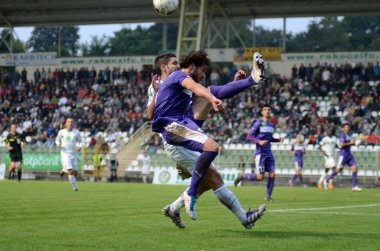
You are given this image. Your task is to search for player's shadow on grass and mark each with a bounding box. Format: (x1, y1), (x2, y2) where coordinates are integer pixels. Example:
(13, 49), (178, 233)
(222, 230), (380, 239)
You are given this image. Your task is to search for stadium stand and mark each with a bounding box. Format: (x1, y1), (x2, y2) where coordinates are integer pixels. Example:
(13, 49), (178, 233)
(0, 61), (379, 184)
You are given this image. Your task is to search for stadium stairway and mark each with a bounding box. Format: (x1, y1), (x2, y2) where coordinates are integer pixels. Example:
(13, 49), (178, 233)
(116, 122), (153, 180)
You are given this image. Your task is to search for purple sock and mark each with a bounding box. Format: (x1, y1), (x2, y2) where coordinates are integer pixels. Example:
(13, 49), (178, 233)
(352, 172), (357, 187)
(242, 173), (257, 181)
(210, 76), (255, 100)
(291, 174), (298, 183)
(326, 170), (337, 182)
(266, 177), (275, 197)
(187, 151), (218, 196)
(299, 174), (304, 186)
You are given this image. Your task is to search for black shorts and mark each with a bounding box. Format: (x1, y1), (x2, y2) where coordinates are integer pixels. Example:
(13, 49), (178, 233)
(10, 153), (23, 162)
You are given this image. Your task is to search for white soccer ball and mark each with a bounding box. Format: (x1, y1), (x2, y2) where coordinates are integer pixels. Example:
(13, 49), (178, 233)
(153, 0), (179, 16)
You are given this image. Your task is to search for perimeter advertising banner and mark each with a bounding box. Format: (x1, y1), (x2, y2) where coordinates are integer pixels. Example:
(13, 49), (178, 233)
(0, 52), (57, 66)
(3, 153), (82, 171)
(152, 167), (240, 186)
(233, 47), (282, 61)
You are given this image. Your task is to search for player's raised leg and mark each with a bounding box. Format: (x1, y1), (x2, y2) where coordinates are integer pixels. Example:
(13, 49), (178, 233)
(209, 52), (265, 99)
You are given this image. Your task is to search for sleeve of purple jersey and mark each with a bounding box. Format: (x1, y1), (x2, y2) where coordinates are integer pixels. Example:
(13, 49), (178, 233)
(246, 122), (260, 143)
(340, 133), (345, 142)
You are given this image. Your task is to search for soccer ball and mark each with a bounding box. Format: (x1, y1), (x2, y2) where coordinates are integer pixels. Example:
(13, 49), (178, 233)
(153, 0), (179, 16)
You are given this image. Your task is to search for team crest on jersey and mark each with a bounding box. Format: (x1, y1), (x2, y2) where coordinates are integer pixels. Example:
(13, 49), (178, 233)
(66, 135), (72, 141)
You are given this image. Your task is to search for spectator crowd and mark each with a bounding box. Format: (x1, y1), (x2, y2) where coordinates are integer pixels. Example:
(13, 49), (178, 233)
(1, 66), (152, 147)
(1, 60), (380, 150)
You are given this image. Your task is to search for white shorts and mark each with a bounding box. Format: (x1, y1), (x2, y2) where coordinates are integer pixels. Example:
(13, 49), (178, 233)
(164, 142), (200, 180)
(61, 154), (78, 173)
(324, 156), (336, 169)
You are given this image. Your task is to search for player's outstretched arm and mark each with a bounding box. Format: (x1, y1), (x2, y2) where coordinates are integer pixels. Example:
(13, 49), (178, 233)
(182, 78), (223, 112)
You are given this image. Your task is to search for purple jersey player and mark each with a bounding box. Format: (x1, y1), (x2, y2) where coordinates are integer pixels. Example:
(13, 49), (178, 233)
(152, 50), (225, 218)
(150, 51), (267, 228)
(324, 122), (362, 191)
(234, 104), (283, 201)
(289, 134), (306, 187)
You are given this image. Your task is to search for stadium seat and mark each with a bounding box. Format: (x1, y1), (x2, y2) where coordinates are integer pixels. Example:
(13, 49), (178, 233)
(236, 143), (243, 149)
(278, 145), (286, 151)
(243, 144), (250, 150)
(229, 144), (237, 150)
(306, 145), (314, 150)
(365, 145), (374, 151)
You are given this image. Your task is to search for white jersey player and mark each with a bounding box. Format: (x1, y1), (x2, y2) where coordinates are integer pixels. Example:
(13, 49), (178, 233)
(317, 128), (337, 189)
(141, 151), (151, 183)
(55, 117), (82, 191)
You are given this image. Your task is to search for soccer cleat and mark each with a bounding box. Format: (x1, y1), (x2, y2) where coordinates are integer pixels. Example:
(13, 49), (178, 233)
(242, 204), (266, 229)
(162, 205), (186, 229)
(251, 52), (266, 84)
(264, 196), (274, 202)
(328, 183), (334, 190)
(74, 188), (79, 192)
(352, 186), (362, 192)
(234, 173), (243, 187)
(317, 183), (323, 190)
(60, 168), (65, 177)
(182, 191), (197, 220)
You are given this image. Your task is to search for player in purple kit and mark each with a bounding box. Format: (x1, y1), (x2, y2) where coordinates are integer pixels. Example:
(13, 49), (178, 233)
(153, 50), (266, 220)
(234, 104), (283, 201)
(324, 122), (362, 191)
(150, 51), (266, 228)
(289, 134), (306, 187)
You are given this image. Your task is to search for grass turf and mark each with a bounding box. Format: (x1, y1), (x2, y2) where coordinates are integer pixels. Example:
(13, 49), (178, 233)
(0, 180), (379, 251)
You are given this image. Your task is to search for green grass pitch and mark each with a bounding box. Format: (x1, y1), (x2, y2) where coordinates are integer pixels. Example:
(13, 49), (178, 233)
(0, 181), (379, 251)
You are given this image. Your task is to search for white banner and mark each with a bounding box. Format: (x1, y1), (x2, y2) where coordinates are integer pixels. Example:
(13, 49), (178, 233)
(282, 51), (380, 62)
(58, 56), (155, 66)
(152, 167), (240, 186)
(0, 52), (57, 66)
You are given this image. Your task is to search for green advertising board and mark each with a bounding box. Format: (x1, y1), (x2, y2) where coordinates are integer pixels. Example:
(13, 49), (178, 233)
(4, 153), (82, 171)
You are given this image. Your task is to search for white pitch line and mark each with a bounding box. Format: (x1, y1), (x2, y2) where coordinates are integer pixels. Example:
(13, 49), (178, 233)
(280, 211), (380, 216)
(269, 203), (380, 213)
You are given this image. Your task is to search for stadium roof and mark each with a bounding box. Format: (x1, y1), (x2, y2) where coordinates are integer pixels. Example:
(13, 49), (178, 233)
(0, 0), (380, 27)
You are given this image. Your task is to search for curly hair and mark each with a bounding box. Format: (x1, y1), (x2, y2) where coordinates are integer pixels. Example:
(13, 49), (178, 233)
(180, 50), (210, 68)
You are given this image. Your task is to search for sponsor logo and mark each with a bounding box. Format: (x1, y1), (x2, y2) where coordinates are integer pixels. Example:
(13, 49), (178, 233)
(260, 126), (274, 133)
(158, 171), (171, 184)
